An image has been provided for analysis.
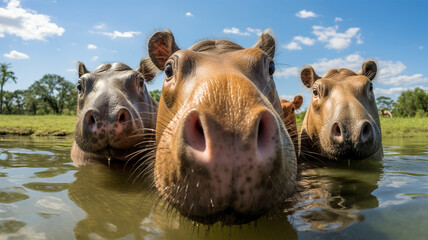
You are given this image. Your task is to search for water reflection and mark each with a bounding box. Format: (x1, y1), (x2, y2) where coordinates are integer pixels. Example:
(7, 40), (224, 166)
(0, 135), (427, 239)
(292, 159), (383, 231)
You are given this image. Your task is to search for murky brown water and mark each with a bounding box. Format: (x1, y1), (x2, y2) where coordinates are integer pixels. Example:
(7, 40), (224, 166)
(0, 136), (427, 239)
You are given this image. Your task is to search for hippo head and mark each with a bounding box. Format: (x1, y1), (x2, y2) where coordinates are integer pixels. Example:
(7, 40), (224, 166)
(280, 95), (303, 154)
(141, 30), (297, 224)
(299, 60), (383, 161)
(72, 62), (158, 165)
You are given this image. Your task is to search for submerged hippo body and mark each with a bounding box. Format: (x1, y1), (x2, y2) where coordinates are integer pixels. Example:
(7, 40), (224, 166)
(299, 60), (383, 161)
(71, 62), (158, 166)
(141, 30), (297, 224)
(280, 95), (303, 154)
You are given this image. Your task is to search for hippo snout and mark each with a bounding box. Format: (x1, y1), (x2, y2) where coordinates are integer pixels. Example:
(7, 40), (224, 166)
(182, 109), (279, 166)
(326, 119), (379, 160)
(81, 107), (138, 151)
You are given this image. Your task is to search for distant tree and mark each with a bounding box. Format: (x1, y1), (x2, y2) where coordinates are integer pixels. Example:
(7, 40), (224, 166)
(376, 96), (395, 111)
(395, 87), (428, 117)
(0, 63), (17, 114)
(149, 89), (161, 102)
(29, 74), (77, 114)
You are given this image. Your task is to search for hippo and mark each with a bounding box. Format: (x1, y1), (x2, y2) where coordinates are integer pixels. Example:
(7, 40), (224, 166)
(71, 62), (158, 166)
(299, 60), (383, 161)
(140, 29), (297, 224)
(280, 95), (303, 154)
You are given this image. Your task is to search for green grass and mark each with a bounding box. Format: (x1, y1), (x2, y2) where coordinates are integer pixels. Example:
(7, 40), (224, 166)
(0, 115), (76, 136)
(379, 117), (428, 137)
(0, 114), (427, 138)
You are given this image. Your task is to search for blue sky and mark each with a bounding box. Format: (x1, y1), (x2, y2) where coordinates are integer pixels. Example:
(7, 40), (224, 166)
(1, 0), (427, 109)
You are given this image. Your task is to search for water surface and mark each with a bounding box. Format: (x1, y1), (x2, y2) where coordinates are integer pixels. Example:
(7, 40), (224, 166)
(0, 136), (427, 239)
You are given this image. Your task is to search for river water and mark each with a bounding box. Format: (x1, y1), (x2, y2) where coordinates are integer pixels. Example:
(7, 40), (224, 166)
(0, 136), (427, 239)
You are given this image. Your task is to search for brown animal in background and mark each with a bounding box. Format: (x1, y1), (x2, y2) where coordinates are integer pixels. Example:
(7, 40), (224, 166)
(141, 29), (297, 224)
(379, 109), (393, 118)
(71, 62), (157, 166)
(280, 95), (303, 153)
(299, 60), (383, 161)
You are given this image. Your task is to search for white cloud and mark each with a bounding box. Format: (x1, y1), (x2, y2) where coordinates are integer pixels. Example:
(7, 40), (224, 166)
(87, 44), (97, 49)
(247, 27), (262, 36)
(280, 94), (295, 101)
(382, 74), (428, 86)
(296, 9), (317, 19)
(66, 68), (76, 73)
(275, 67), (299, 78)
(374, 86), (428, 96)
(223, 27), (250, 36)
(377, 60), (406, 80)
(93, 23), (106, 30)
(419, 46), (424, 50)
(334, 17), (343, 22)
(91, 56), (99, 61)
(3, 49), (29, 59)
(101, 30), (140, 39)
(223, 27), (263, 36)
(0, 0), (64, 40)
(185, 12), (193, 17)
(312, 25), (361, 50)
(283, 36), (315, 51)
(294, 36), (315, 46)
(283, 42), (302, 50)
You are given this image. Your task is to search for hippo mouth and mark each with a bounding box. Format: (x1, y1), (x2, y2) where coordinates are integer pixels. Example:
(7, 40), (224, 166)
(323, 142), (381, 161)
(186, 207), (264, 225)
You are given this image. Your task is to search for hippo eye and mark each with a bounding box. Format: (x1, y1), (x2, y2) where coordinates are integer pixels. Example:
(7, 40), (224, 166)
(139, 77), (145, 88)
(312, 87), (319, 97)
(269, 61), (275, 75)
(165, 63), (174, 79)
(77, 81), (82, 93)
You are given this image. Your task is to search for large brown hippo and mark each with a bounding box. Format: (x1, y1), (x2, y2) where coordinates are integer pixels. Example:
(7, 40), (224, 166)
(299, 60), (383, 161)
(71, 62), (158, 166)
(280, 95), (303, 154)
(140, 29), (297, 224)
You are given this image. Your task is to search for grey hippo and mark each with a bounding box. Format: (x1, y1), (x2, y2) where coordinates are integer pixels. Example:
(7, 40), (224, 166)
(71, 62), (158, 166)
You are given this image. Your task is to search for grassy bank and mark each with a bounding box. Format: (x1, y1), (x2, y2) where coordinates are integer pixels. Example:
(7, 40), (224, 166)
(0, 114), (427, 138)
(294, 114), (428, 138)
(0, 115), (75, 136)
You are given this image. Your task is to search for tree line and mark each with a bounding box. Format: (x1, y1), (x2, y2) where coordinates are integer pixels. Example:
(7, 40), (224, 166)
(1, 63), (428, 116)
(376, 87), (428, 117)
(0, 63), (162, 115)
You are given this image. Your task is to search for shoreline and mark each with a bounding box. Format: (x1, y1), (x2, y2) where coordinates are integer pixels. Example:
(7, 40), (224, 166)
(1, 115), (428, 138)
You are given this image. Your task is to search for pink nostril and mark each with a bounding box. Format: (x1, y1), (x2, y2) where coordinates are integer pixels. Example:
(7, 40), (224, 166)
(256, 112), (277, 158)
(360, 122), (374, 143)
(83, 111), (98, 133)
(117, 109), (131, 124)
(184, 110), (206, 152)
(331, 121), (344, 144)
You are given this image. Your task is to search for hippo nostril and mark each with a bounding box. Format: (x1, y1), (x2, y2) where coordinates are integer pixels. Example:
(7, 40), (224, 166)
(116, 109), (131, 124)
(83, 110), (99, 134)
(331, 121), (344, 144)
(256, 112), (277, 158)
(360, 122), (374, 144)
(184, 110), (206, 152)
(89, 115), (96, 125)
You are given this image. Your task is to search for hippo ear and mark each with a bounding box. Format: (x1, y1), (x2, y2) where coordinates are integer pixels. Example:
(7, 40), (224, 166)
(148, 30), (180, 71)
(300, 66), (320, 88)
(253, 29), (275, 58)
(77, 62), (89, 78)
(358, 60), (377, 81)
(137, 57), (158, 82)
(293, 94), (303, 110)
